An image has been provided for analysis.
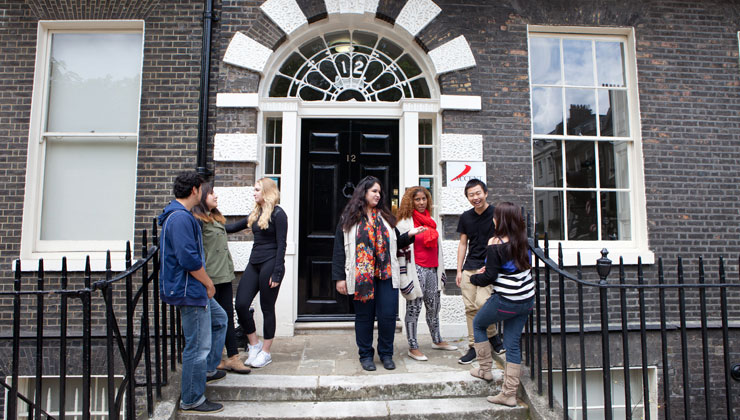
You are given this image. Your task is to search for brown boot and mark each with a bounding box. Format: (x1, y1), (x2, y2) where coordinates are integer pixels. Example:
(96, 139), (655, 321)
(469, 342), (493, 382)
(488, 362), (520, 406)
(220, 355), (251, 374)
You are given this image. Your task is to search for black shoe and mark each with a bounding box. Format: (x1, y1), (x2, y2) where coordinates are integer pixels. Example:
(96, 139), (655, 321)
(489, 335), (506, 355)
(206, 369), (227, 383)
(458, 346), (476, 364)
(381, 357), (396, 370)
(360, 358), (377, 371)
(180, 399), (224, 413)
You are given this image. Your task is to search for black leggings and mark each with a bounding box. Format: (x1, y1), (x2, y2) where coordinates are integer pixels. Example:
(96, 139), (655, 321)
(213, 282), (238, 357)
(235, 258), (281, 340)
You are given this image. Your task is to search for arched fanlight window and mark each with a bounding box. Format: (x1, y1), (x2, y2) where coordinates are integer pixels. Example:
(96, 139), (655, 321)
(269, 30), (431, 102)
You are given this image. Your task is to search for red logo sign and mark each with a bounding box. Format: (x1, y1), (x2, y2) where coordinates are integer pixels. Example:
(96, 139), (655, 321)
(450, 164), (472, 182)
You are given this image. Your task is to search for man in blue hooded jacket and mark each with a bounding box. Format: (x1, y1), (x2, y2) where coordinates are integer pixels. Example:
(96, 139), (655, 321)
(158, 171), (227, 413)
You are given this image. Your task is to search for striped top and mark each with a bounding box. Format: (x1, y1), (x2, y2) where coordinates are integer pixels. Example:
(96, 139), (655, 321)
(470, 243), (534, 301)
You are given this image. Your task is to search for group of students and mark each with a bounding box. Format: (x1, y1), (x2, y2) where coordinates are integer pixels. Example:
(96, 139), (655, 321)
(158, 171), (534, 414)
(332, 176), (534, 408)
(158, 172), (288, 413)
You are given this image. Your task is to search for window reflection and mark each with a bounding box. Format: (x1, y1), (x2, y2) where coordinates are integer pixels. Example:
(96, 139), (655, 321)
(535, 191), (564, 240)
(565, 141), (596, 188)
(532, 87), (563, 135)
(530, 38), (561, 85)
(530, 34), (633, 241)
(563, 39), (594, 86)
(533, 139), (562, 187)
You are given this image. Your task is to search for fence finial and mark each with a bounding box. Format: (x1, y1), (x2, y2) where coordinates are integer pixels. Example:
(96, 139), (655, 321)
(596, 248), (612, 284)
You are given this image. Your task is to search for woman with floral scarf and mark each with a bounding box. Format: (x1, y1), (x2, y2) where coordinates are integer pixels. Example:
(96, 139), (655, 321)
(332, 176), (426, 371)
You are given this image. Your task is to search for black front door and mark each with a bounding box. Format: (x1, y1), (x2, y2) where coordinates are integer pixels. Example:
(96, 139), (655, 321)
(297, 119), (399, 320)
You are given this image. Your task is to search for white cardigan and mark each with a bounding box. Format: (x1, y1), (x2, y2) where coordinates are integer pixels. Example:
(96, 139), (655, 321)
(342, 215), (401, 296)
(396, 217), (445, 290)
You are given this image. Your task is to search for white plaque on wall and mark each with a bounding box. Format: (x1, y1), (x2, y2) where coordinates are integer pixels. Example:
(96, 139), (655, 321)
(446, 162), (486, 187)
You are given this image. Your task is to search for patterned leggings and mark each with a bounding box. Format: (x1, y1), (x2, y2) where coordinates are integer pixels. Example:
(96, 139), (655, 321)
(405, 265), (442, 349)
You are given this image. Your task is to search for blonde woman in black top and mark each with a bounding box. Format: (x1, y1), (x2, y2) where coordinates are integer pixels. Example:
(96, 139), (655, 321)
(232, 178), (287, 368)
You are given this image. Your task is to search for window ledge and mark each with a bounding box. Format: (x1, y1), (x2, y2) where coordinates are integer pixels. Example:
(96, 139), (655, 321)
(537, 245), (654, 267)
(16, 252), (129, 273)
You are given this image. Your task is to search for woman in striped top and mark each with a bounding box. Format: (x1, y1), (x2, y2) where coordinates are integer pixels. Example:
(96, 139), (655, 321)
(468, 202), (534, 407)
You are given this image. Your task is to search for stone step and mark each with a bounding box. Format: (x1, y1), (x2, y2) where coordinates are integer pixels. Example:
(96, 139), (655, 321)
(179, 397), (529, 420)
(204, 371), (504, 402)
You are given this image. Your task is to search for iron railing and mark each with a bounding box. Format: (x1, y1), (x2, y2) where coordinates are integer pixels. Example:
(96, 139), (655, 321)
(1, 219), (183, 420)
(523, 223), (740, 420)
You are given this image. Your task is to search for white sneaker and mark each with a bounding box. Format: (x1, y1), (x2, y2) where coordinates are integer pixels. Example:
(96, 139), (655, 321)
(245, 341), (263, 366)
(250, 350), (272, 368)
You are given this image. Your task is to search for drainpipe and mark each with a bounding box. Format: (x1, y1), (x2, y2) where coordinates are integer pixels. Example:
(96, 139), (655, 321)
(196, 0), (218, 178)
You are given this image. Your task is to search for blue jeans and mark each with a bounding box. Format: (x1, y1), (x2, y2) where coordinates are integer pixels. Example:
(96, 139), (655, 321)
(473, 294), (533, 364)
(353, 278), (398, 361)
(179, 298), (227, 409)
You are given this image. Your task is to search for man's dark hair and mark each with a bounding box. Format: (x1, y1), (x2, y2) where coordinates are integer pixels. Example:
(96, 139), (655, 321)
(173, 171), (204, 199)
(464, 179), (487, 196)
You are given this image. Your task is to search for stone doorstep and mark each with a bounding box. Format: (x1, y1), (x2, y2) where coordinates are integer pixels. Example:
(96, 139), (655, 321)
(204, 371), (504, 402)
(177, 397), (529, 420)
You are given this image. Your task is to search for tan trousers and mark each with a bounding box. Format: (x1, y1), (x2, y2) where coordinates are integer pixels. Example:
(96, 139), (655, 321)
(461, 269), (497, 347)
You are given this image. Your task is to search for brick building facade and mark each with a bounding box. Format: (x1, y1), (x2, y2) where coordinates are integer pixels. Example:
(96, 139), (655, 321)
(1, 0), (739, 418)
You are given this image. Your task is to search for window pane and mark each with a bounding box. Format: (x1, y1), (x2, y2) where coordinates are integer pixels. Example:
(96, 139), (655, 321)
(419, 120), (433, 145)
(266, 118), (282, 145)
(598, 89), (629, 137)
(352, 31), (378, 48)
(567, 191), (597, 240)
(565, 88), (597, 136)
(601, 191), (631, 240)
(565, 141), (596, 188)
(598, 141), (630, 189)
(279, 52), (304, 77)
(535, 191), (563, 240)
(419, 177), (433, 193)
(377, 38), (403, 59)
(46, 33), (142, 133)
(273, 147), (282, 174)
(419, 148), (433, 175)
(265, 147), (275, 174)
(410, 78), (431, 98)
(532, 87), (564, 135)
(529, 38), (561, 85)
(269, 75), (291, 97)
(533, 139), (562, 187)
(41, 138), (136, 240)
(596, 41), (626, 87)
(563, 39), (594, 86)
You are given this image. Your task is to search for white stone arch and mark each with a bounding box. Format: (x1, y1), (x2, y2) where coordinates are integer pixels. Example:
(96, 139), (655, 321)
(216, 0), (483, 337)
(257, 13), (442, 101)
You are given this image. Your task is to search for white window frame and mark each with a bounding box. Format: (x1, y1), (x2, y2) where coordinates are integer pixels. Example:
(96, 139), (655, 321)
(527, 26), (653, 266)
(19, 20), (145, 272)
(6, 375), (125, 419)
(552, 366), (659, 420)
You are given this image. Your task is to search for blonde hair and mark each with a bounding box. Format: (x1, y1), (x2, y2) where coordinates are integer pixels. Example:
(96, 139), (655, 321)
(247, 178), (280, 230)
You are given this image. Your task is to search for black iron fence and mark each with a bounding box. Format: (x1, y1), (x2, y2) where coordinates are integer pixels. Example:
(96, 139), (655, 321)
(1, 220), (183, 420)
(523, 228), (740, 420)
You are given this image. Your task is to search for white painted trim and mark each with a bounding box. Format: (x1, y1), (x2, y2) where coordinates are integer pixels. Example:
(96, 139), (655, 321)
(260, 0), (308, 35)
(216, 93), (259, 108)
(213, 186), (255, 216)
(223, 32), (272, 73)
(214, 133), (259, 162)
(546, 245), (655, 267)
(402, 111), (419, 190)
(428, 35), (476, 74)
(439, 186), (470, 215)
(20, 21), (145, 270)
(439, 133), (483, 162)
(440, 95), (482, 111)
(324, 0), (379, 14)
(394, 0), (442, 37)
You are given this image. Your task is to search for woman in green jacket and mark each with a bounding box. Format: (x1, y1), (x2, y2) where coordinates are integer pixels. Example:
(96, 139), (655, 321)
(192, 183), (251, 374)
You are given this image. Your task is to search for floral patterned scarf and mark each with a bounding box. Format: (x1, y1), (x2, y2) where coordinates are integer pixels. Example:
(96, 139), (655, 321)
(354, 208), (392, 302)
